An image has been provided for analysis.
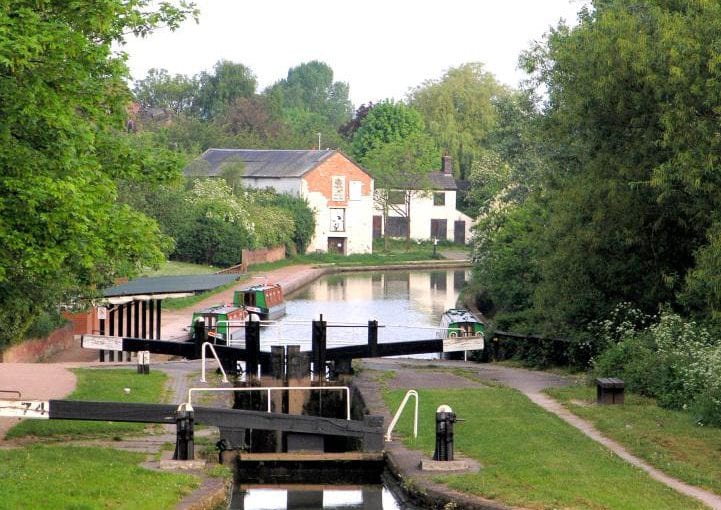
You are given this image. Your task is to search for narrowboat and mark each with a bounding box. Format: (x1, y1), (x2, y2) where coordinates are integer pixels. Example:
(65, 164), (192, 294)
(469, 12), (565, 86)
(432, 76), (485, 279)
(438, 308), (485, 359)
(439, 308), (485, 338)
(233, 283), (286, 320)
(190, 304), (247, 344)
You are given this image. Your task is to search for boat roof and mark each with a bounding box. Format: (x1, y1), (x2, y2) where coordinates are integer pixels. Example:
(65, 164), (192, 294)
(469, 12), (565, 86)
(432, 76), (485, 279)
(193, 304), (242, 316)
(237, 283), (281, 292)
(442, 308), (481, 323)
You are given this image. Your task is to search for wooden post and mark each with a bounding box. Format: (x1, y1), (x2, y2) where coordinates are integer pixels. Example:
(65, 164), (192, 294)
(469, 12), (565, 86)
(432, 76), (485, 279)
(155, 298), (161, 339)
(271, 346), (285, 380)
(173, 404), (194, 461)
(148, 300), (155, 339)
(245, 320), (261, 378)
(368, 320), (378, 358)
(312, 317), (326, 379)
(141, 300), (147, 339)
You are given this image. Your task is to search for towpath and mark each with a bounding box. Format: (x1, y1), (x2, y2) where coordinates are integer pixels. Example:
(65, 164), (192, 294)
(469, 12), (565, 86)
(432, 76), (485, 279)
(356, 357), (721, 510)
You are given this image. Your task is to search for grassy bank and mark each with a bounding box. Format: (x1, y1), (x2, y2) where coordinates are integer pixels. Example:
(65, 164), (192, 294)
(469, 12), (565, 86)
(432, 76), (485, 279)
(546, 384), (721, 496)
(0, 445), (198, 509)
(384, 385), (704, 509)
(3, 368), (201, 510)
(7, 368), (168, 439)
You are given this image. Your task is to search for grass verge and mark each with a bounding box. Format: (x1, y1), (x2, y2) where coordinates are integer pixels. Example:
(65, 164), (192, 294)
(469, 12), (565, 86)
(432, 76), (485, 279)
(384, 386), (704, 509)
(0, 445), (199, 510)
(141, 260), (217, 277)
(546, 384), (721, 496)
(7, 368), (168, 440)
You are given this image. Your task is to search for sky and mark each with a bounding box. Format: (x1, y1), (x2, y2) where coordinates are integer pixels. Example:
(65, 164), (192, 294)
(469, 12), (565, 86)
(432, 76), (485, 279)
(122, 0), (588, 107)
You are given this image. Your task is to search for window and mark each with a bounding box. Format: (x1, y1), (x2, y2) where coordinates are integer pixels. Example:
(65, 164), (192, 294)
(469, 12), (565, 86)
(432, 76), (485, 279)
(331, 176), (345, 201)
(349, 180), (362, 200)
(433, 192), (445, 206)
(330, 208), (345, 232)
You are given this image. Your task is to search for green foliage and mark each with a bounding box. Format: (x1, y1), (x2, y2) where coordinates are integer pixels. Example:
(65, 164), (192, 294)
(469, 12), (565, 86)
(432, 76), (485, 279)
(0, 0), (194, 348)
(351, 101), (426, 163)
(593, 307), (721, 426)
(363, 132), (440, 248)
(194, 60), (257, 119)
(132, 68), (198, 114)
(408, 63), (507, 179)
(251, 189), (315, 254)
(266, 60), (353, 128)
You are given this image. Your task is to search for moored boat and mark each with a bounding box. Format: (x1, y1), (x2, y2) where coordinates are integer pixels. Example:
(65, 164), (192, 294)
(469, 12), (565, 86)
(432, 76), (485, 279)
(233, 282), (286, 320)
(439, 308), (485, 339)
(190, 304), (247, 344)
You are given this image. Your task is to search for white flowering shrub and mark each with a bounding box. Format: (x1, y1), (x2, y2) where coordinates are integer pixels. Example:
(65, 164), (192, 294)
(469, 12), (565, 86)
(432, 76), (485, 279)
(594, 305), (721, 426)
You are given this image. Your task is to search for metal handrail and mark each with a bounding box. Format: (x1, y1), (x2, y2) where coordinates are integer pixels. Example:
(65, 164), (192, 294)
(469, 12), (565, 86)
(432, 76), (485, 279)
(200, 342), (228, 383)
(386, 389), (418, 442)
(186, 385), (351, 420)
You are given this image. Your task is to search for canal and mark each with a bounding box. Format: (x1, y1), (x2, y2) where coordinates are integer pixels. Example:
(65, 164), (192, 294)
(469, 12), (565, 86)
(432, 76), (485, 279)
(234, 268), (470, 510)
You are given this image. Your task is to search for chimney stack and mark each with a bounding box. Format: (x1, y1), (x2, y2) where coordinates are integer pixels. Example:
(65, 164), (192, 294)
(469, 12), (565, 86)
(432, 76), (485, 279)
(442, 154), (453, 175)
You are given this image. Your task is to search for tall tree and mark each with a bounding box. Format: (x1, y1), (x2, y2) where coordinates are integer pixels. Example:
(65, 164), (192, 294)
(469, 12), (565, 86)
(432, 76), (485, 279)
(409, 63), (507, 179)
(267, 60), (353, 128)
(351, 101), (426, 164)
(363, 133), (440, 249)
(132, 68), (198, 114)
(0, 0), (196, 347)
(194, 60), (257, 119)
(499, 0), (721, 336)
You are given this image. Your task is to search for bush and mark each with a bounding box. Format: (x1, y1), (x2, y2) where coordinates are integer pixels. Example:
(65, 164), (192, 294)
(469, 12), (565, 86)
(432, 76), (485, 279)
(593, 307), (721, 426)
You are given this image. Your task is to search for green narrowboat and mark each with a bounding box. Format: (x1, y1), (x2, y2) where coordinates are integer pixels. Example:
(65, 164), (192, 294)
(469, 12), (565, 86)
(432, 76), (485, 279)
(190, 304), (247, 343)
(233, 283), (286, 321)
(438, 308), (485, 359)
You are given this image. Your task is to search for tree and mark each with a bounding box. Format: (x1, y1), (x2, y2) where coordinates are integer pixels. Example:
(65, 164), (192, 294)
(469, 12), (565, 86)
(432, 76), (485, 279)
(194, 60), (257, 119)
(351, 101), (426, 163)
(132, 68), (198, 114)
(0, 0), (196, 347)
(267, 61), (353, 128)
(409, 63), (507, 179)
(480, 0), (721, 342)
(363, 133), (440, 249)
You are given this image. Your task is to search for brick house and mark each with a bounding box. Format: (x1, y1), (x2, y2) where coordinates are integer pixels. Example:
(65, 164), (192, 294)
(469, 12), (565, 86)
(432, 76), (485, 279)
(188, 149), (374, 254)
(374, 156), (475, 244)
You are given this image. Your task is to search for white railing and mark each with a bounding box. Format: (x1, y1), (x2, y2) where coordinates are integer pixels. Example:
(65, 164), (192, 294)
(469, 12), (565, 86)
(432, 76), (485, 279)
(186, 385), (352, 420)
(386, 389), (418, 442)
(200, 342), (228, 383)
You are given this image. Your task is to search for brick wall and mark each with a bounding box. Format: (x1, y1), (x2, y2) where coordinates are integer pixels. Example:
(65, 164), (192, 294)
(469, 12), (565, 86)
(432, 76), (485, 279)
(304, 152), (372, 205)
(0, 323), (76, 363)
(241, 245), (286, 266)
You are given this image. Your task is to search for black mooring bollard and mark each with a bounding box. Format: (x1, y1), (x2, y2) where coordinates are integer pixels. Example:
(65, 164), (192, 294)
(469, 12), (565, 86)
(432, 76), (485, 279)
(173, 403), (194, 461)
(433, 404), (456, 461)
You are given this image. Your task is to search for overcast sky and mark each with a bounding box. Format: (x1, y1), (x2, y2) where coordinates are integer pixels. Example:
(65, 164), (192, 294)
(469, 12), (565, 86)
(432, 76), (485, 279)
(122, 0), (588, 107)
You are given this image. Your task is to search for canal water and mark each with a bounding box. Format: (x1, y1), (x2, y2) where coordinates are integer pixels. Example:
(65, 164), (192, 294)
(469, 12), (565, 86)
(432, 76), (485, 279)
(234, 268), (470, 510)
(258, 268), (471, 351)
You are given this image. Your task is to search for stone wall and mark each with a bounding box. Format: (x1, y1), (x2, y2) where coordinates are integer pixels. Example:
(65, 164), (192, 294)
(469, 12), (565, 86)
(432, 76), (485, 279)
(0, 323), (76, 363)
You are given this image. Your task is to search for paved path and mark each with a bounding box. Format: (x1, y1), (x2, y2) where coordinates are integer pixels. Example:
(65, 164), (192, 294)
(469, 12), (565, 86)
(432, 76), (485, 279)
(359, 358), (721, 510)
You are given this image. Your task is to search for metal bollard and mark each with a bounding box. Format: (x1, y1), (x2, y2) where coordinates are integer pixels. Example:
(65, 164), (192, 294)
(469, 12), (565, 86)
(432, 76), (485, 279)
(433, 404), (457, 461)
(173, 403), (195, 461)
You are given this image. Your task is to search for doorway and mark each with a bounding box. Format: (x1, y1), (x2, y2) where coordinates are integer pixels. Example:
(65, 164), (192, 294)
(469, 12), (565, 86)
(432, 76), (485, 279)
(327, 237), (346, 254)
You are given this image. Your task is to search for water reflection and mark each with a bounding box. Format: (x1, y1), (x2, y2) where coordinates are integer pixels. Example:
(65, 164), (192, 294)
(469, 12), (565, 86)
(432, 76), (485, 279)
(235, 485), (407, 509)
(258, 269), (471, 350)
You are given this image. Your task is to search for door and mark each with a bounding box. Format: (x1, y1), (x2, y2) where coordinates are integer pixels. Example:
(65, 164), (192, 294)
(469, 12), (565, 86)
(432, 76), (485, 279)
(327, 237), (346, 254)
(373, 215), (382, 239)
(454, 220), (466, 244)
(431, 219), (447, 240)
